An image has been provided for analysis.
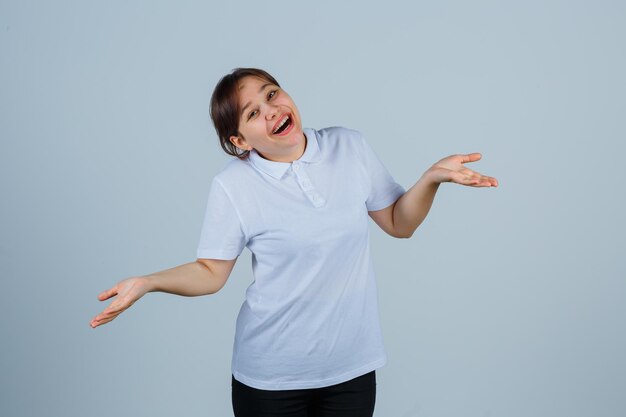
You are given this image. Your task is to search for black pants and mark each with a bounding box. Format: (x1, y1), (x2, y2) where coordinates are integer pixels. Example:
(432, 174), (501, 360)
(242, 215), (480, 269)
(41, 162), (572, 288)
(231, 370), (377, 417)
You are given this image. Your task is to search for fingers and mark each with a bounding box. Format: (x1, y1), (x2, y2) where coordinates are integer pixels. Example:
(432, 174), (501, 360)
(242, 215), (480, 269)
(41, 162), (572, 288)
(457, 165), (498, 187)
(472, 175), (498, 187)
(97, 286), (118, 301)
(452, 171), (498, 187)
(91, 316), (106, 327)
(460, 153), (482, 163)
(91, 287), (119, 328)
(452, 171), (479, 185)
(90, 297), (132, 328)
(90, 306), (122, 328)
(460, 153), (498, 186)
(91, 314), (116, 328)
(468, 174), (495, 186)
(90, 308), (112, 328)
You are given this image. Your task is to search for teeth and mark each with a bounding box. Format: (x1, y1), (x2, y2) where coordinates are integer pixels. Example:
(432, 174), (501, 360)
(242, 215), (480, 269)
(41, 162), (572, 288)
(273, 115), (290, 134)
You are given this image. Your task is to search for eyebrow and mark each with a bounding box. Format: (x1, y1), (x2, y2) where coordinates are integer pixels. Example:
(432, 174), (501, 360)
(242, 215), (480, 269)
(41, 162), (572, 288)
(240, 82), (274, 119)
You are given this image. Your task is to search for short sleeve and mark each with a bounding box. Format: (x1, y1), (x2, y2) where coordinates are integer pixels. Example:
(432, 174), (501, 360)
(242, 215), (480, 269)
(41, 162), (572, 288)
(356, 131), (406, 212)
(196, 177), (248, 260)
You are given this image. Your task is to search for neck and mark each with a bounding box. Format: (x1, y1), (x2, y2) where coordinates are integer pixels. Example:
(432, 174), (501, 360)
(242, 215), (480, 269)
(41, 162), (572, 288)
(257, 132), (307, 163)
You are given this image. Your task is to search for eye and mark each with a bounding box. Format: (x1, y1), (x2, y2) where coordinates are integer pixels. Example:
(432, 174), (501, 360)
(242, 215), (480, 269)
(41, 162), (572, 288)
(247, 90), (279, 120)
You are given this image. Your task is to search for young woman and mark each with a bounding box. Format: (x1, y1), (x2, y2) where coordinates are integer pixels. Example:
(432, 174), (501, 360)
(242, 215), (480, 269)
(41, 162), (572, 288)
(90, 67), (498, 417)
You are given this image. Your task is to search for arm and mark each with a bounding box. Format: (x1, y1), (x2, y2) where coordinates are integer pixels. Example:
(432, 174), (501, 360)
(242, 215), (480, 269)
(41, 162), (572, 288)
(147, 258), (237, 296)
(370, 153), (498, 239)
(391, 171), (440, 238)
(90, 258), (237, 328)
(368, 171), (439, 239)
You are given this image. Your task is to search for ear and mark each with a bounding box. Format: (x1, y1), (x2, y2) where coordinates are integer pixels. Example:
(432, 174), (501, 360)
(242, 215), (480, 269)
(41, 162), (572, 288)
(230, 135), (251, 151)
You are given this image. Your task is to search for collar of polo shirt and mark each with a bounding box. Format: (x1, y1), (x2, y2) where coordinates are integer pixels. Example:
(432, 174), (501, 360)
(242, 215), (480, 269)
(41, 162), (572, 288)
(248, 127), (322, 180)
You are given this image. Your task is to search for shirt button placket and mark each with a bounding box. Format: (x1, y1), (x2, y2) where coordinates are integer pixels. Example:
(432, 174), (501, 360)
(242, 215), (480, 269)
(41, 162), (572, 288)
(293, 162), (324, 207)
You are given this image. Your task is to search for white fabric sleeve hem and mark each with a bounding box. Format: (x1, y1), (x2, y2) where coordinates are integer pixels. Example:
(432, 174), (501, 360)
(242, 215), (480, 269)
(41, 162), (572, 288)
(196, 249), (241, 261)
(366, 183), (405, 212)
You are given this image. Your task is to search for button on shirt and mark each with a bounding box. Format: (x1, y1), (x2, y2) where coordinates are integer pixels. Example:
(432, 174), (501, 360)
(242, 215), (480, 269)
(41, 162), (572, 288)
(196, 126), (406, 390)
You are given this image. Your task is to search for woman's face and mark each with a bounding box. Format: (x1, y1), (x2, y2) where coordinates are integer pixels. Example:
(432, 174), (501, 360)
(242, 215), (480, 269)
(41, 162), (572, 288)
(230, 76), (305, 163)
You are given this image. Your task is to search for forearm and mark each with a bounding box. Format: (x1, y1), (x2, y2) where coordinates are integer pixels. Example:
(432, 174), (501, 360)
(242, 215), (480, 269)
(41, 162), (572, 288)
(393, 170), (440, 238)
(144, 261), (220, 297)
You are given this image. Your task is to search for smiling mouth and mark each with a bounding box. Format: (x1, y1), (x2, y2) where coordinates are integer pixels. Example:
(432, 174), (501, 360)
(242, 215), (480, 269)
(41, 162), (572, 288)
(272, 115), (293, 135)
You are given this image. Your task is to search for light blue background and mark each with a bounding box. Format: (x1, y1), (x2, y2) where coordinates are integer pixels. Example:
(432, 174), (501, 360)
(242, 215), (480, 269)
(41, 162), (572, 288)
(1, 1), (625, 416)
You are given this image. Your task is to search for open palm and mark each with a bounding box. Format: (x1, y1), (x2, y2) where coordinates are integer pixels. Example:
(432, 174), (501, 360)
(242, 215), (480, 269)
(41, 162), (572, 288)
(90, 276), (151, 328)
(428, 153), (498, 187)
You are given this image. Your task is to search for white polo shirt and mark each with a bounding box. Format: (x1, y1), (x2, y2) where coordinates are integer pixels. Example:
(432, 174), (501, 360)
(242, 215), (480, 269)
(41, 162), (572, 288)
(196, 126), (405, 390)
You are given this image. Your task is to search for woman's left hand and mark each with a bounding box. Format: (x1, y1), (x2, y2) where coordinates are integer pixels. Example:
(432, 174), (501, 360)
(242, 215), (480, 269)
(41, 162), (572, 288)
(426, 153), (498, 187)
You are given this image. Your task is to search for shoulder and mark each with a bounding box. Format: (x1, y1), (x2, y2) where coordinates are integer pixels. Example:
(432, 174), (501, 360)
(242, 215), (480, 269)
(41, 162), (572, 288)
(211, 157), (253, 192)
(317, 125), (362, 140)
(315, 126), (365, 154)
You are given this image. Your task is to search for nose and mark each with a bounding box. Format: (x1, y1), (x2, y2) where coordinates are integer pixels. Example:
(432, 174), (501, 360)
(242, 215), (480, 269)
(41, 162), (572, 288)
(265, 103), (280, 119)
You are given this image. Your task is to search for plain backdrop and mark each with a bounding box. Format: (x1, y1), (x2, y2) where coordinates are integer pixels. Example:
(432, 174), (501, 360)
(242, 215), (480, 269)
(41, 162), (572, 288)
(1, 1), (625, 416)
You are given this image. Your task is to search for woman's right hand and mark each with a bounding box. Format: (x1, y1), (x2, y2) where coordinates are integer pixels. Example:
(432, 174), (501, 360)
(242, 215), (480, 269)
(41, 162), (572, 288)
(90, 276), (152, 328)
